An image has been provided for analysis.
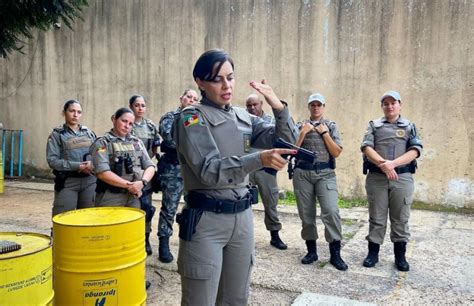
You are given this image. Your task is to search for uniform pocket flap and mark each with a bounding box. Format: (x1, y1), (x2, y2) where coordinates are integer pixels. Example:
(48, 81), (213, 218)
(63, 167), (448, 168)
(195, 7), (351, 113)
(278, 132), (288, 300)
(326, 182), (338, 190)
(180, 262), (213, 280)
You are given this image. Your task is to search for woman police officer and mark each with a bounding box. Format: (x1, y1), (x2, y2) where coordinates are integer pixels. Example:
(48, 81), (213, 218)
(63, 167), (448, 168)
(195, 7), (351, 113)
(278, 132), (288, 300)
(129, 94), (161, 255)
(156, 88), (199, 263)
(361, 90), (422, 271)
(172, 49), (297, 305)
(46, 99), (97, 216)
(90, 107), (155, 208)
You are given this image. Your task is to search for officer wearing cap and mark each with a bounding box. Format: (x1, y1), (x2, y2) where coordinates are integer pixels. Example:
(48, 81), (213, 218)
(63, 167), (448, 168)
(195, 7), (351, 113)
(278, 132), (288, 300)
(361, 90), (422, 272)
(173, 49), (297, 305)
(129, 94), (161, 256)
(246, 93), (287, 250)
(293, 93), (348, 271)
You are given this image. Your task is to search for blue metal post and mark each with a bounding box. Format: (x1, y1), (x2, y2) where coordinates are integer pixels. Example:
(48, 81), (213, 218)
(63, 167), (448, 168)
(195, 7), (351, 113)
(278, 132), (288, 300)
(1, 130), (5, 172)
(10, 131), (14, 177)
(18, 130), (23, 176)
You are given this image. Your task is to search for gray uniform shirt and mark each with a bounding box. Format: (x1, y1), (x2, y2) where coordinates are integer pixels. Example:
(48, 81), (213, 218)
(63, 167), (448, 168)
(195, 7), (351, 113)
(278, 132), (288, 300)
(90, 130), (155, 182)
(46, 124), (96, 171)
(249, 111), (275, 153)
(360, 116), (423, 159)
(131, 118), (160, 158)
(173, 98), (297, 200)
(296, 118), (342, 164)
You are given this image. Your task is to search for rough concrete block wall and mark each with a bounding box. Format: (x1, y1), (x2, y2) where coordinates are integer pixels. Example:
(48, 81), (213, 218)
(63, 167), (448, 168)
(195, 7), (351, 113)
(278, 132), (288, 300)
(0, 0), (472, 207)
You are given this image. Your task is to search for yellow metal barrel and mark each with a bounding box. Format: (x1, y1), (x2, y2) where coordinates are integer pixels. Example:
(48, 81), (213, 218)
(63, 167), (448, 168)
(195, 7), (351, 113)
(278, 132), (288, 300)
(0, 232), (54, 306)
(53, 207), (146, 306)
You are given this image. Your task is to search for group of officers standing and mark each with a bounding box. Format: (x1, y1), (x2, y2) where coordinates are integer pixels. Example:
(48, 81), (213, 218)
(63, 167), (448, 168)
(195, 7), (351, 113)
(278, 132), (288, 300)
(46, 89), (198, 264)
(46, 48), (422, 305)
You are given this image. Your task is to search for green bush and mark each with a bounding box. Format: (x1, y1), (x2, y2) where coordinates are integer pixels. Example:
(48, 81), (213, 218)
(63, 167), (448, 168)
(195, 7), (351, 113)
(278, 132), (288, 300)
(280, 190), (367, 208)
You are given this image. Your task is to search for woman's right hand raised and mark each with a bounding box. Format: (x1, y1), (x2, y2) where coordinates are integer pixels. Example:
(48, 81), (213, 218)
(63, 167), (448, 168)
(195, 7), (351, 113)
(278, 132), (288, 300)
(260, 149), (297, 170)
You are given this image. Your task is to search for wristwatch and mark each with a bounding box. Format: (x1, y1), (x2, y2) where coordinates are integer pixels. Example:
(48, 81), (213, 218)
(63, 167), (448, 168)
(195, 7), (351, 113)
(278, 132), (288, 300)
(141, 179), (149, 187)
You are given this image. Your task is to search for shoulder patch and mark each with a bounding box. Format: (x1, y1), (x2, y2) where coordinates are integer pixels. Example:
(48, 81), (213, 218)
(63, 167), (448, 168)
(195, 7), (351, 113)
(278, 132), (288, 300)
(181, 113), (202, 127)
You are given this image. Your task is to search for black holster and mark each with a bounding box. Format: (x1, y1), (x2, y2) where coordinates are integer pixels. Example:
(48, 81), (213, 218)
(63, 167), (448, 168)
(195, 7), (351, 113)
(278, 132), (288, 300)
(52, 170), (67, 192)
(249, 185), (259, 204)
(176, 208), (203, 241)
(363, 156), (369, 175)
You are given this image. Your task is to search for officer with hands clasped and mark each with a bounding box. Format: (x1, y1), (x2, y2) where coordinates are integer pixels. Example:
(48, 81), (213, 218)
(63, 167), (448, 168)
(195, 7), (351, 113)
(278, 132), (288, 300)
(156, 88), (199, 263)
(293, 93), (348, 271)
(90, 107), (155, 208)
(173, 49), (297, 305)
(246, 93), (287, 250)
(47, 99), (97, 216)
(129, 94), (161, 256)
(361, 91), (422, 272)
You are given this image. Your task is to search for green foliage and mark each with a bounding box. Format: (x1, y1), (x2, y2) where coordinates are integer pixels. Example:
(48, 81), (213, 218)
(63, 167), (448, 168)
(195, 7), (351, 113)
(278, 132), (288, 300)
(0, 0), (89, 58)
(280, 190), (367, 209)
(337, 198), (367, 209)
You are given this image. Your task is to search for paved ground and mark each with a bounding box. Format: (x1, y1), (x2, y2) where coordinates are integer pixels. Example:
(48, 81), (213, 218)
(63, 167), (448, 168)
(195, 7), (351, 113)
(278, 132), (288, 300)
(1, 179), (473, 305)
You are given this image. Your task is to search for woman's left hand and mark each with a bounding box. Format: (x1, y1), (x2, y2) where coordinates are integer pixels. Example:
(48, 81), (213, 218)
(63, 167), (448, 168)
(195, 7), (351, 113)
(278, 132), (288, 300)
(249, 79), (284, 110)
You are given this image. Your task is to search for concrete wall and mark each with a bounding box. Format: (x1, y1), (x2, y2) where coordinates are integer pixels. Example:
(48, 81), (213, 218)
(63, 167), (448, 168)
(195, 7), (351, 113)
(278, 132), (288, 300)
(1, 0), (472, 207)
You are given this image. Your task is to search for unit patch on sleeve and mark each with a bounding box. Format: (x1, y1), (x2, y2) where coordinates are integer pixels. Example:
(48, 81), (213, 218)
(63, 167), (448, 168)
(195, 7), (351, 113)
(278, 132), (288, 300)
(182, 114), (201, 128)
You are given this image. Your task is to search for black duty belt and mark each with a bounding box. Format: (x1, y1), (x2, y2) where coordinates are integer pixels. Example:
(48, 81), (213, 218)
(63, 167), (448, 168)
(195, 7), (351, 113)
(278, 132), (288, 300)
(186, 191), (252, 214)
(368, 164), (411, 174)
(295, 161), (333, 171)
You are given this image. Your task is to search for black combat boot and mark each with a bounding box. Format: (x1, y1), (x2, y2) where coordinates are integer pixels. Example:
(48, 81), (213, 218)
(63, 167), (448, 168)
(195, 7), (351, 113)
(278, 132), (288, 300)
(329, 240), (348, 271)
(394, 241), (410, 271)
(363, 241), (380, 268)
(301, 240), (318, 264)
(145, 233), (152, 256)
(158, 236), (174, 263)
(270, 230), (288, 250)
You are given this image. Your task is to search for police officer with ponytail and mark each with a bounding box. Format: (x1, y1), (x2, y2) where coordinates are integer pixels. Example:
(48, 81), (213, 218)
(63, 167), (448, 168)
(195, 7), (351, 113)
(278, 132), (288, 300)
(47, 99), (96, 216)
(129, 94), (161, 256)
(156, 89), (198, 263)
(361, 91), (422, 272)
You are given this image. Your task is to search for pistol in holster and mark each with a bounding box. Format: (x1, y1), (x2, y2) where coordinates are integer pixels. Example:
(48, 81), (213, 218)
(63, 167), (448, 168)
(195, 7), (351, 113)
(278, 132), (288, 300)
(363, 156), (369, 175)
(52, 170), (67, 192)
(249, 185), (259, 204)
(176, 208), (203, 241)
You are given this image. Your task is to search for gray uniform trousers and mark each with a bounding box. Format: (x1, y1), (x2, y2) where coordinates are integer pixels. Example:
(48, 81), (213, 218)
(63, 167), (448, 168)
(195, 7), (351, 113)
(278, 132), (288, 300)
(95, 191), (140, 209)
(52, 176), (96, 216)
(293, 168), (342, 242)
(365, 172), (414, 244)
(249, 169), (282, 231)
(178, 208), (254, 306)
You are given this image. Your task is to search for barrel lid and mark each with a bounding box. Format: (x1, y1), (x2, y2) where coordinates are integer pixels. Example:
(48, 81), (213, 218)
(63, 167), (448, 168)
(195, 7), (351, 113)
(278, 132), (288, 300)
(0, 232), (51, 259)
(53, 207), (144, 226)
